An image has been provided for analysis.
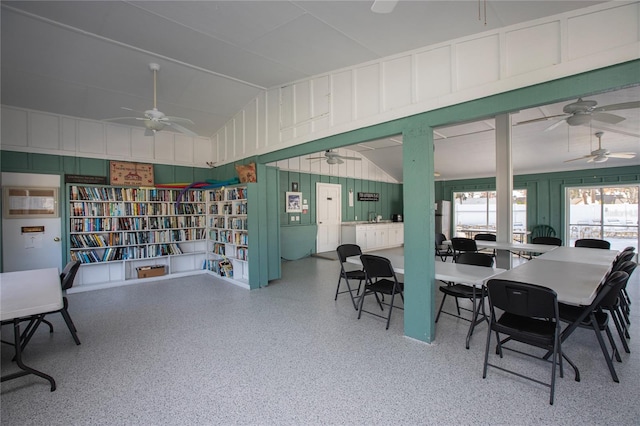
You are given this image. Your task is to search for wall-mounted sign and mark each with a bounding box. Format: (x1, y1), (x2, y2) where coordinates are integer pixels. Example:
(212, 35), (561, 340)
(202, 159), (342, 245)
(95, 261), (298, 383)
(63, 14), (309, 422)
(65, 174), (107, 185)
(357, 192), (379, 202)
(22, 226), (45, 233)
(110, 161), (154, 187)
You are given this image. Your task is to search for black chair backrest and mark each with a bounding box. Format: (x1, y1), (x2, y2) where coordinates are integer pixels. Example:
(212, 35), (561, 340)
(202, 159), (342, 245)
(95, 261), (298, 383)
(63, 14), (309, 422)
(622, 246), (636, 253)
(360, 255), (395, 280)
(474, 233), (496, 241)
(60, 260), (81, 291)
(456, 252), (494, 267)
(613, 251), (636, 269)
(575, 238), (611, 249)
(451, 237), (478, 253)
(532, 236), (562, 246)
(487, 279), (557, 320)
(612, 260), (637, 277)
(336, 244), (362, 263)
(531, 224), (556, 239)
(599, 271), (630, 308)
(435, 233), (447, 246)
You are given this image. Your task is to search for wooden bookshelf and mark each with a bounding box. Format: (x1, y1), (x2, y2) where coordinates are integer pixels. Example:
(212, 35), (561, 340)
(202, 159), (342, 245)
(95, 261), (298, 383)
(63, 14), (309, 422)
(67, 184), (207, 289)
(204, 185), (249, 287)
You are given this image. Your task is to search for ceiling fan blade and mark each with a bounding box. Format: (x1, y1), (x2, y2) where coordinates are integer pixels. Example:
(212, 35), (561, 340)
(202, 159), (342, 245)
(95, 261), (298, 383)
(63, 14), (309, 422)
(371, 0), (398, 13)
(103, 116), (141, 122)
(515, 113), (567, 126)
(607, 152), (637, 159)
(163, 116), (195, 125)
(335, 155), (362, 161)
(306, 156), (326, 160)
(591, 112), (625, 125)
(544, 119), (566, 132)
(564, 155), (596, 163)
(594, 101), (640, 112)
(165, 122), (198, 137)
(587, 156), (606, 163)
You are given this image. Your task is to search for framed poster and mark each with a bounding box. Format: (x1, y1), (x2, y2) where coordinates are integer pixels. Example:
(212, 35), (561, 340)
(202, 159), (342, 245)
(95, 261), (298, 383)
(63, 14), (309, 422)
(3, 187), (58, 218)
(110, 161), (155, 186)
(286, 192), (302, 213)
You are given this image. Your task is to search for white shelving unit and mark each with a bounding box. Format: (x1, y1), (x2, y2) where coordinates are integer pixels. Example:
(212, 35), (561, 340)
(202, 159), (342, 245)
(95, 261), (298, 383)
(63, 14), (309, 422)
(205, 185), (249, 288)
(68, 185), (207, 290)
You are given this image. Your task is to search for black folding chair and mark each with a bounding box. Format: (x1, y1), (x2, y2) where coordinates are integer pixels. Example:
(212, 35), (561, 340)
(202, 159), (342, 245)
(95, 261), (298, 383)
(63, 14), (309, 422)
(435, 233), (453, 262)
(335, 244), (366, 310)
(575, 238), (611, 249)
(357, 255), (404, 330)
(436, 252), (493, 349)
(450, 237), (478, 262)
(483, 279), (578, 405)
(555, 270), (629, 383)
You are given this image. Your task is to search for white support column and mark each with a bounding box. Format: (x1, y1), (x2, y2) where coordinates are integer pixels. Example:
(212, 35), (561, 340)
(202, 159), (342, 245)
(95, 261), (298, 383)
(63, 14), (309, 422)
(495, 113), (513, 270)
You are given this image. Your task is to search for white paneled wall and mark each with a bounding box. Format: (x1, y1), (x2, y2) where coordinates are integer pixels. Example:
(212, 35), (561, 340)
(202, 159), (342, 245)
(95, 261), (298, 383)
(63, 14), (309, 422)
(212, 1), (639, 165)
(1, 106), (214, 167)
(270, 148), (399, 184)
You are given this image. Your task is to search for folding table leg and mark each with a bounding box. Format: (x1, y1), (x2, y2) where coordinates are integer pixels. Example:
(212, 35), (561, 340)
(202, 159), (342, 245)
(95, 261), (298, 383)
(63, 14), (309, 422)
(1, 319), (56, 391)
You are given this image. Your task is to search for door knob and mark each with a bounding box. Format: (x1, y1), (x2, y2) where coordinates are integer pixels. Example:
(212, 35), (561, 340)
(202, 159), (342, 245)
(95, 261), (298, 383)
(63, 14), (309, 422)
(54, 237), (61, 242)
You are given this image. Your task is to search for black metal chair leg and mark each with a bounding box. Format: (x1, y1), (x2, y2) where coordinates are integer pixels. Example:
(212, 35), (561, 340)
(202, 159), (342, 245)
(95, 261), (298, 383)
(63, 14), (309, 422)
(60, 308), (81, 345)
(590, 314), (619, 382)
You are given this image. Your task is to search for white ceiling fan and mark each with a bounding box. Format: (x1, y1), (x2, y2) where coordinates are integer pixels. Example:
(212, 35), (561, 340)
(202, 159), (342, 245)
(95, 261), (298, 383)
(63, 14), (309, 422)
(518, 97), (640, 131)
(307, 150), (363, 165)
(564, 132), (636, 164)
(105, 63), (197, 137)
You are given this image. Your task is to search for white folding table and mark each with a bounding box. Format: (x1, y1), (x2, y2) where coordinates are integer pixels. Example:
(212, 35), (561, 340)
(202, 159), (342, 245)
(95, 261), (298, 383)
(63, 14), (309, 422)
(1, 268), (62, 391)
(536, 246), (619, 266)
(347, 248), (505, 347)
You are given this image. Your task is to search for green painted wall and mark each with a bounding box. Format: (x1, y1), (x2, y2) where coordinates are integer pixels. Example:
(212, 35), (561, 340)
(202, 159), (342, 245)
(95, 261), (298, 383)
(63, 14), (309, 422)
(278, 170), (403, 259)
(436, 165), (640, 241)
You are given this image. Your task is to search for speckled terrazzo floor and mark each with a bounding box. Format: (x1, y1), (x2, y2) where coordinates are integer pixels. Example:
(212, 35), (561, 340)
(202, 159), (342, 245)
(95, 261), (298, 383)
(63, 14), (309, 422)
(2, 256), (639, 425)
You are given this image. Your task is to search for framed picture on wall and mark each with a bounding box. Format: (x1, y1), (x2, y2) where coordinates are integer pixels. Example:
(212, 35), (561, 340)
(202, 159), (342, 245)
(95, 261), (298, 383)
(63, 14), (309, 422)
(291, 182), (299, 192)
(286, 192), (302, 213)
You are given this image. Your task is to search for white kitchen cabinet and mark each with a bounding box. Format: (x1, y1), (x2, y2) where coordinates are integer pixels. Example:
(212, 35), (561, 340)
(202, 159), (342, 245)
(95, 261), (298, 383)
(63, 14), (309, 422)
(341, 223), (403, 251)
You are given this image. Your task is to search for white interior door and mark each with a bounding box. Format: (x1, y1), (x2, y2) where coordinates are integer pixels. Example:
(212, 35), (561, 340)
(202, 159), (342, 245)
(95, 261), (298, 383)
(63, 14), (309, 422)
(1, 172), (63, 272)
(316, 183), (342, 253)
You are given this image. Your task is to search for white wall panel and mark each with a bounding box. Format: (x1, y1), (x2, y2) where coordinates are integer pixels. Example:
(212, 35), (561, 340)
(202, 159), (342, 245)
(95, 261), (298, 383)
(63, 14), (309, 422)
(174, 134), (194, 164)
(256, 92), (266, 151)
(61, 117), (77, 152)
(506, 22), (561, 76)
(415, 46), (452, 102)
(234, 112), (244, 156)
(131, 128), (154, 159)
(244, 99), (258, 152)
(194, 137), (212, 166)
(211, 133), (220, 164)
(266, 89), (280, 147)
(355, 64), (380, 119)
(456, 34), (500, 90)
(224, 122), (233, 161)
(105, 124), (130, 158)
(383, 56), (412, 112)
(331, 70), (353, 126)
(77, 120), (105, 155)
(568, 3), (639, 60)
(1, 107), (28, 148)
(30, 112), (60, 150)
(311, 76), (330, 133)
(280, 84), (294, 143)
(154, 132), (174, 162)
(294, 80), (311, 138)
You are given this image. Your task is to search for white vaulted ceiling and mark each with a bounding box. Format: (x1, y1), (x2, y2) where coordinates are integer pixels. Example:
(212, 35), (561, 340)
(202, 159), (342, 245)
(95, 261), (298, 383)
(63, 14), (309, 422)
(2, 1), (638, 180)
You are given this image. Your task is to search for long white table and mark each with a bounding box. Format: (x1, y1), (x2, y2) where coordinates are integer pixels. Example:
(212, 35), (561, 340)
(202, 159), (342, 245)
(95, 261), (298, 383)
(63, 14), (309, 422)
(1, 268), (63, 391)
(536, 246), (619, 266)
(444, 240), (558, 254)
(347, 247), (506, 286)
(491, 259), (612, 306)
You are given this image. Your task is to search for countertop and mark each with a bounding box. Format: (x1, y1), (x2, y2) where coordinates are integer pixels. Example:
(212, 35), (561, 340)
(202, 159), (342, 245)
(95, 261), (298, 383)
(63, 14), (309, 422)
(341, 221), (402, 226)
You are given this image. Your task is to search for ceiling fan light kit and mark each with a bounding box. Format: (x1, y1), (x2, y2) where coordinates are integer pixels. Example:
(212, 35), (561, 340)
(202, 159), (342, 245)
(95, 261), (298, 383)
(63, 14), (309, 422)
(564, 131), (636, 164)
